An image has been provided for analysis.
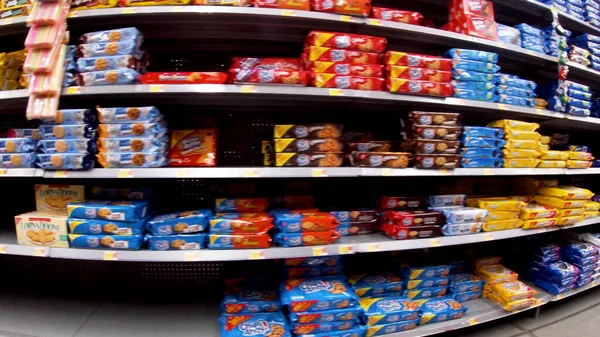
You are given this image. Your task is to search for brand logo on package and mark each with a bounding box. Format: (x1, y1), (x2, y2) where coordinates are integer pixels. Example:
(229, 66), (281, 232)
(239, 320), (270, 336)
(376, 299), (402, 312)
(299, 280), (332, 293)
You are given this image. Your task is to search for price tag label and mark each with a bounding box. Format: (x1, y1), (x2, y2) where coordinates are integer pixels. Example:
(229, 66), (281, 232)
(67, 11), (79, 17)
(249, 250), (265, 260)
(0, 169), (7, 176)
(366, 243), (380, 252)
(483, 233), (494, 241)
(54, 170), (68, 178)
(338, 245), (353, 255)
(1, 18), (14, 25)
(280, 9), (295, 16)
(430, 239), (442, 247)
(66, 87), (81, 95)
(148, 85), (165, 93)
(483, 168), (494, 176)
(103, 251), (118, 261)
(240, 85), (257, 93)
(122, 7), (137, 14)
(184, 252), (201, 261)
(535, 109), (545, 115)
(33, 247), (47, 257)
(175, 169), (190, 178)
(497, 104), (507, 110)
(339, 15), (353, 22)
(171, 6), (185, 12)
(556, 293), (564, 300)
(312, 247), (328, 256)
(439, 169), (452, 175)
(312, 169), (327, 177)
(0, 245), (7, 254)
(381, 168), (392, 176)
(536, 298), (547, 306)
(592, 280), (598, 287)
(244, 169), (259, 177)
(329, 89), (344, 96)
(468, 318), (479, 326)
(367, 19), (382, 26)
(117, 169), (133, 178)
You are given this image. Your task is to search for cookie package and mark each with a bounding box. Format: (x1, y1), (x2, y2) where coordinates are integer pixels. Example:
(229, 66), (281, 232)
(219, 313), (291, 337)
(97, 137), (167, 153)
(67, 200), (149, 222)
(348, 273), (403, 297)
(97, 122), (167, 138)
(145, 233), (207, 250)
(40, 109), (96, 125)
(68, 217), (146, 235)
(280, 277), (360, 312)
(34, 184), (84, 212)
(96, 152), (167, 168)
(274, 212), (338, 232)
(38, 139), (96, 154)
(288, 307), (362, 324)
(274, 231), (340, 247)
(167, 129), (217, 167)
(146, 209), (212, 235)
(208, 233), (272, 249)
(209, 212), (274, 234)
(15, 211), (69, 248)
(39, 124), (96, 139)
(69, 234), (143, 250)
(97, 106), (162, 124)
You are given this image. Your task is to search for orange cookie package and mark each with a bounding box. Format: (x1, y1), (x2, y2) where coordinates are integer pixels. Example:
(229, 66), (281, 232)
(387, 78), (453, 96)
(167, 129), (217, 167)
(370, 7), (424, 24)
(313, 73), (384, 91)
(228, 69), (310, 85)
(384, 52), (453, 70)
(254, 0), (309, 9)
(139, 72), (227, 84)
(305, 31), (387, 53)
(312, 62), (383, 77)
(386, 66), (452, 82)
(303, 46), (381, 68)
(230, 57), (302, 71)
(311, 0), (370, 16)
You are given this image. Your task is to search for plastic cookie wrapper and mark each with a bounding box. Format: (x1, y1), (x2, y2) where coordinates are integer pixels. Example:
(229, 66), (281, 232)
(451, 69), (494, 82)
(562, 242), (599, 258)
(68, 217), (146, 235)
(67, 200), (148, 222)
(405, 276), (449, 290)
(349, 152), (410, 168)
(365, 319), (418, 336)
(313, 62), (383, 77)
(484, 280), (536, 302)
(415, 139), (460, 154)
(451, 80), (494, 91)
(97, 122), (166, 138)
(254, 0), (309, 10)
(284, 256), (341, 268)
(305, 31), (387, 53)
(452, 88), (494, 101)
(387, 79), (453, 96)
(562, 254), (598, 267)
(97, 106), (162, 124)
(70, 0), (118, 10)
(302, 47), (380, 67)
(408, 111), (460, 126)
(533, 279), (575, 296)
(586, 201), (600, 211)
(6, 128), (39, 139)
(97, 137), (167, 153)
(69, 234), (143, 250)
(427, 194), (465, 207)
(442, 222), (484, 235)
(348, 274), (403, 297)
(289, 307), (362, 324)
(97, 152), (167, 168)
(275, 138), (343, 153)
(461, 158), (503, 168)
(384, 51), (452, 70)
(221, 290), (280, 314)
(485, 211), (518, 221)
(556, 208), (585, 217)
(76, 69), (140, 86)
(416, 298), (466, 324)
(287, 265), (344, 279)
(0, 137), (36, 153)
(209, 212), (273, 234)
(493, 75), (537, 90)
(467, 198), (524, 211)
(538, 150), (568, 160)
(37, 139), (96, 154)
(535, 195), (586, 209)
(445, 48), (498, 63)
(0, 153), (35, 168)
(519, 204), (557, 220)
(293, 319), (358, 334)
(274, 124), (343, 138)
(370, 7), (423, 24)
(145, 233), (207, 250)
(380, 196), (425, 210)
(274, 212), (338, 233)
(461, 147), (502, 158)
(567, 160), (592, 169)
(275, 152), (343, 167)
(461, 137), (505, 148)
(36, 153), (94, 170)
(452, 289), (482, 302)
(483, 290), (536, 312)
(311, 0), (370, 16)
(39, 124), (96, 140)
(313, 74), (384, 90)
(26, 95), (59, 120)
(26, 0), (68, 26)
(228, 68), (310, 86)
(280, 277), (359, 312)
(482, 218), (523, 231)
(230, 57), (301, 70)
(537, 186), (593, 200)
(555, 215), (584, 226)
(139, 71), (227, 84)
(219, 312), (291, 337)
(215, 198), (269, 213)
(79, 27), (142, 44)
(400, 264), (450, 279)
(77, 41), (143, 59)
(76, 55), (140, 73)
(193, 0), (251, 5)
(448, 274), (484, 293)
(274, 230), (340, 247)
(452, 59), (500, 73)
(383, 210), (445, 227)
(476, 264), (519, 284)
(568, 151), (594, 160)
(145, 209), (211, 235)
(532, 261), (580, 280)
(24, 22), (66, 49)
(40, 109), (96, 125)
(208, 233), (271, 249)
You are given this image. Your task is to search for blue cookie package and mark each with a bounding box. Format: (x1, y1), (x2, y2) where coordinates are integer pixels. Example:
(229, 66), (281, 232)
(521, 32), (545, 46)
(97, 122), (167, 138)
(565, 80), (591, 92)
(562, 254), (599, 267)
(348, 274), (403, 297)
(562, 243), (599, 257)
(37, 139), (96, 154)
(220, 313), (291, 337)
(97, 137), (167, 153)
(442, 222), (484, 236)
(364, 320), (418, 336)
(360, 297), (419, 325)
(80, 28), (142, 44)
(67, 200), (149, 222)
(41, 109), (96, 125)
(568, 3), (585, 14)
(405, 276), (449, 289)
(97, 152), (167, 168)
(39, 124), (95, 139)
(280, 277), (359, 312)
(534, 252), (560, 263)
(497, 24), (521, 46)
(570, 33), (600, 44)
(528, 267), (576, 286)
(451, 289), (482, 302)
(568, 0), (584, 7)
(461, 158), (504, 168)
(495, 94), (535, 107)
(460, 147), (502, 158)
(221, 290), (280, 314)
(400, 265), (450, 279)
(532, 261), (580, 280)
(462, 126), (504, 138)
(575, 263), (598, 273)
(453, 89), (494, 101)
(452, 69), (494, 82)
(288, 307), (362, 324)
(77, 69), (140, 86)
(567, 105), (591, 116)
(68, 217), (146, 235)
(591, 61), (600, 71)
(522, 44), (545, 54)
(566, 96), (592, 109)
(76, 55), (139, 73)
(461, 137), (506, 148)
(534, 279), (575, 295)
(284, 256), (342, 268)
(449, 274), (484, 293)
(451, 80), (494, 91)
(78, 41), (143, 59)
(452, 59), (500, 73)
(576, 276), (593, 288)
(36, 153), (95, 170)
(336, 222), (350, 236)
(418, 298), (467, 324)
(515, 23), (543, 37)
(295, 326), (366, 337)
(494, 74), (537, 89)
(444, 49), (498, 63)
(293, 321), (359, 334)
(68, 234), (143, 250)
(568, 88), (593, 100)
(146, 209), (212, 235)
(0, 138), (36, 153)
(145, 233), (207, 250)
(96, 106), (162, 124)
(496, 85), (535, 98)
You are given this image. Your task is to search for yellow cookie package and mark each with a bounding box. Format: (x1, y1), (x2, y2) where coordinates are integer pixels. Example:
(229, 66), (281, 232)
(484, 281), (537, 302)
(476, 264), (519, 284)
(467, 197), (524, 211)
(484, 289), (536, 312)
(537, 186), (594, 200)
(504, 130), (541, 141)
(483, 219), (523, 232)
(488, 119), (539, 132)
(519, 204), (557, 220)
(534, 196), (586, 209)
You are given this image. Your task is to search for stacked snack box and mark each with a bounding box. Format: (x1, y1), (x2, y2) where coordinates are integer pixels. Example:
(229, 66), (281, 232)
(272, 210), (340, 248)
(74, 28), (144, 86)
(208, 198), (274, 249)
(379, 195), (445, 240)
(0, 127), (37, 168)
(1, 0), (29, 19)
(467, 197), (524, 231)
(567, 0), (587, 20)
(448, 273), (484, 302)
(448, 0), (498, 41)
(274, 124), (344, 167)
(446, 48), (499, 103)
(496, 24), (521, 47)
(561, 242), (599, 288)
(460, 126), (505, 168)
(310, 0), (370, 16)
(477, 256), (539, 312)
(568, 44), (591, 67)
(385, 51), (453, 97)
(543, 25), (569, 57)
(487, 119), (542, 169)
(96, 106), (168, 168)
(584, 0), (600, 28)
(305, 31), (386, 91)
(515, 24), (545, 54)
(348, 133), (411, 169)
(429, 196), (489, 236)
(369, 7), (424, 25)
(585, 200), (600, 219)
(37, 110), (96, 170)
(67, 200), (148, 250)
(228, 57), (310, 86)
(525, 244), (579, 295)
(538, 80), (593, 117)
(407, 112), (462, 169)
(0, 50), (25, 91)
(535, 186), (593, 226)
(327, 209), (379, 236)
(167, 129), (217, 167)
(519, 203), (559, 229)
(569, 33), (600, 71)
(494, 74), (537, 108)
(359, 294), (419, 334)
(145, 209), (212, 250)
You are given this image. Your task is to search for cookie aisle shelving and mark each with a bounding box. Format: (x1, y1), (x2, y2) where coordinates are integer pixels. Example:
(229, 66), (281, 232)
(4, 0), (600, 337)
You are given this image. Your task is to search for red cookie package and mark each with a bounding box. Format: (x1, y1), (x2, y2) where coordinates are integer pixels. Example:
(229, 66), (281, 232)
(387, 78), (453, 96)
(311, 0), (371, 16)
(313, 62), (383, 77)
(305, 31), (387, 53)
(228, 69), (310, 85)
(230, 57), (302, 70)
(386, 66), (452, 82)
(139, 72), (228, 84)
(371, 7), (424, 25)
(449, 0), (495, 21)
(454, 15), (498, 41)
(384, 52), (453, 70)
(313, 74), (384, 91)
(254, 0), (310, 10)
(303, 46), (381, 67)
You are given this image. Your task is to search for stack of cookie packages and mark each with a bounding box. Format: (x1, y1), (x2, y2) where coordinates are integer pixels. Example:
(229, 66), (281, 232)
(408, 111), (462, 169)
(347, 131), (411, 169)
(542, 24), (569, 57)
(431, 195), (489, 235)
(486, 119), (542, 169)
(304, 31), (386, 91)
(0, 128), (37, 168)
(569, 33), (600, 71)
(447, 0), (498, 41)
(494, 72), (537, 108)
(36, 109), (97, 170)
(561, 243), (600, 288)
(67, 200), (149, 250)
(272, 209), (341, 248)
(144, 209), (212, 251)
(96, 106), (168, 168)
(524, 244), (581, 295)
(516, 23), (546, 54)
(447, 48), (500, 103)
(379, 196), (445, 240)
(273, 124), (344, 167)
(447, 273), (485, 303)
(539, 80), (592, 117)
(384, 51), (453, 96)
(460, 125), (505, 168)
(74, 27), (144, 86)
(466, 196), (524, 231)
(228, 57), (310, 86)
(23, 0), (69, 120)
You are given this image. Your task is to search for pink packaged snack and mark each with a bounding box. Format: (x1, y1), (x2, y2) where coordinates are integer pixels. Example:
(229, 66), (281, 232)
(26, 0), (69, 26)
(24, 23), (66, 49)
(26, 96), (59, 120)
(28, 45), (66, 96)
(23, 43), (60, 73)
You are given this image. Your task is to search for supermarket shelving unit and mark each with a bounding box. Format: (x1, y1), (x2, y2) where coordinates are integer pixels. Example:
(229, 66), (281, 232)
(2, 1), (600, 336)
